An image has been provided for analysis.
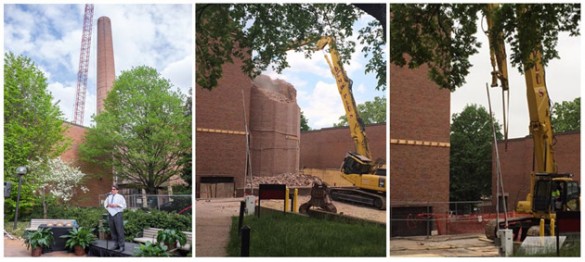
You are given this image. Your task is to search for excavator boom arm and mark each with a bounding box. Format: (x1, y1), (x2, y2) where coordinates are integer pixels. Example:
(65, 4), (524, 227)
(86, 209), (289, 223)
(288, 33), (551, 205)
(315, 36), (372, 160)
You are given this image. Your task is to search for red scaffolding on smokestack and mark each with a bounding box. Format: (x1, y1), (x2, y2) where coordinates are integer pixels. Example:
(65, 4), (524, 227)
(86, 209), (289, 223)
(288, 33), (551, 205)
(73, 4), (94, 125)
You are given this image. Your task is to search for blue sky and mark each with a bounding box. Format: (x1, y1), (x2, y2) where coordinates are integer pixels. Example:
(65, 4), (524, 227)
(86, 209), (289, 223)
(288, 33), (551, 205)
(4, 4), (193, 126)
(263, 13), (387, 130)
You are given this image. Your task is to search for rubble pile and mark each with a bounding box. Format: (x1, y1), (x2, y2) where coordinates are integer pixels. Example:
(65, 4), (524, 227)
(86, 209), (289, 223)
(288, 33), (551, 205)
(252, 75), (296, 103)
(246, 173), (323, 188)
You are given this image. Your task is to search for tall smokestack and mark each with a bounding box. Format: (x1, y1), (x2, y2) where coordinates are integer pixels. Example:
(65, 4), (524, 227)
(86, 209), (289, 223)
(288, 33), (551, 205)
(96, 16), (115, 114)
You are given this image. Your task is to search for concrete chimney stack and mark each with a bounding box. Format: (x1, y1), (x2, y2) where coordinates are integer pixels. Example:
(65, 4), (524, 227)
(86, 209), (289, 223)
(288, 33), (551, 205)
(96, 16), (115, 114)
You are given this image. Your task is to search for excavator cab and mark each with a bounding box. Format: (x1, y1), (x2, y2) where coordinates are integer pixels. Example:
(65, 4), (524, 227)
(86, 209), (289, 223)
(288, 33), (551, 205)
(532, 174), (580, 213)
(341, 152), (374, 174)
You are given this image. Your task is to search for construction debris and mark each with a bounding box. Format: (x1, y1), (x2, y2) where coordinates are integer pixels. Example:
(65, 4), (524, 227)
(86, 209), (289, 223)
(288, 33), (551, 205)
(246, 173), (323, 188)
(252, 75), (297, 103)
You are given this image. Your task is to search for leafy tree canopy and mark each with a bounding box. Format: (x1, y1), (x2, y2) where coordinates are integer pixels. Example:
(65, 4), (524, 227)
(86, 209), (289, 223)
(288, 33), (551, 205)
(551, 97), (580, 133)
(80, 66), (191, 194)
(300, 111), (311, 131)
(334, 96), (386, 127)
(196, 4), (386, 91)
(450, 104), (503, 202)
(4, 52), (69, 220)
(390, 4), (580, 91)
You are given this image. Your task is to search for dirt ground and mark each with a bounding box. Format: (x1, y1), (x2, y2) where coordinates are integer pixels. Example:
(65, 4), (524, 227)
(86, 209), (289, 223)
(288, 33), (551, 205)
(195, 196), (386, 257)
(390, 234), (500, 257)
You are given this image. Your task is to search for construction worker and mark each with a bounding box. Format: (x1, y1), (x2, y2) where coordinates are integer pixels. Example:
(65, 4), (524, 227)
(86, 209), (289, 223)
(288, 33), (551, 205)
(551, 184), (561, 211)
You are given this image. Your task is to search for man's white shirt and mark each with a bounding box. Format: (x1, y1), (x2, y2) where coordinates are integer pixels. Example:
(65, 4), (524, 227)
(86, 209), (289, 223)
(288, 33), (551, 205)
(104, 194), (127, 216)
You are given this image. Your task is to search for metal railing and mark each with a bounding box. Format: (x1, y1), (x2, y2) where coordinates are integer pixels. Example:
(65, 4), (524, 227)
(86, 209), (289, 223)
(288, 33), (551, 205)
(99, 194), (192, 212)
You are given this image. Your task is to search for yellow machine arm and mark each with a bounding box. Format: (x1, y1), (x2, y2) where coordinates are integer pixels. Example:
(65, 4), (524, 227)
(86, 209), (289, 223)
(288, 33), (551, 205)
(486, 4), (559, 216)
(313, 36), (372, 160)
(298, 36), (386, 212)
(486, 4), (557, 174)
(484, 5), (578, 240)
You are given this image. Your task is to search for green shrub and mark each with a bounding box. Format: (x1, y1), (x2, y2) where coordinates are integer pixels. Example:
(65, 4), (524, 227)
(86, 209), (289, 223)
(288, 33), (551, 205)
(24, 227), (54, 250)
(61, 227), (96, 249)
(134, 241), (170, 257)
(124, 209), (191, 240)
(30, 205), (104, 230)
(156, 229), (187, 249)
(23, 203), (191, 240)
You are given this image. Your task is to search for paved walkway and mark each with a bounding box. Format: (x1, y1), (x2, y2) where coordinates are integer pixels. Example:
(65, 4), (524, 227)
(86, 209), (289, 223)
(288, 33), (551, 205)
(195, 198), (243, 257)
(390, 234), (500, 257)
(4, 236), (77, 257)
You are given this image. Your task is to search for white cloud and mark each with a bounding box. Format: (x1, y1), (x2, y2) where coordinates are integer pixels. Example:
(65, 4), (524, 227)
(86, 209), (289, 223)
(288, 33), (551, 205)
(298, 81), (345, 129)
(47, 82), (76, 122)
(282, 50), (331, 78)
(161, 55), (193, 95)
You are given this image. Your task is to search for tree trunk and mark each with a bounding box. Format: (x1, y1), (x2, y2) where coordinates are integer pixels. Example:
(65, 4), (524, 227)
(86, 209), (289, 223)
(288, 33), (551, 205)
(353, 3), (387, 41)
(42, 190), (47, 219)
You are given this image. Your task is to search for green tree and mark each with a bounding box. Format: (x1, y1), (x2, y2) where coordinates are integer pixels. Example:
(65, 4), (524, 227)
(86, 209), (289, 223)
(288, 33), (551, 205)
(4, 52), (69, 220)
(300, 111), (311, 131)
(450, 104), (503, 202)
(80, 66), (191, 194)
(334, 96), (386, 127)
(551, 97), (580, 133)
(196, 4), (386, 91)
(174, 90), (193, 195)
(390, 4), (580, 90)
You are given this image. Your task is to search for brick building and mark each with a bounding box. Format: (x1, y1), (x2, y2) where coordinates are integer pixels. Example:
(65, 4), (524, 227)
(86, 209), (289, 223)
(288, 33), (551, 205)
(196, 60), (300, 198)
(389, 63), (451, 236)
(492, 131), (581, 210)
(300, 123), (386, 169)
(60, 122), (112, 207)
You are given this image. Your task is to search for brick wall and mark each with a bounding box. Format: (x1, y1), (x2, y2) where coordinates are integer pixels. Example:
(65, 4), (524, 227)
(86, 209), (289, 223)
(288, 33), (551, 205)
(299, 123), (386, 169)
(492, 131), (581, 209)
(61, 123), (112, 207)
(249, 83), (300, 177)
(195, 58), (303, 197)
(389, 63), (451, 234)
(196, 60), (251, 197)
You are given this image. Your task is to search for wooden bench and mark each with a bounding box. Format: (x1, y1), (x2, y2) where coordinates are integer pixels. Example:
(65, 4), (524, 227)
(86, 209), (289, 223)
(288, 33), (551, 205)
(133, 227), (162, 244)
(179, 231), (192, 251)
(133, 228), (192, 252)
(25, 219), (77, 232)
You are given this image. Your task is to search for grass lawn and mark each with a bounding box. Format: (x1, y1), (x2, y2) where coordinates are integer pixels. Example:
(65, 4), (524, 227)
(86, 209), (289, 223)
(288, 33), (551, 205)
(226, 209), (386, 257)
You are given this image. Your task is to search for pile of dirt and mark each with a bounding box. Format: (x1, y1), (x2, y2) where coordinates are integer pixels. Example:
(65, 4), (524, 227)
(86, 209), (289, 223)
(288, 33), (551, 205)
(245, 173), (322, 188)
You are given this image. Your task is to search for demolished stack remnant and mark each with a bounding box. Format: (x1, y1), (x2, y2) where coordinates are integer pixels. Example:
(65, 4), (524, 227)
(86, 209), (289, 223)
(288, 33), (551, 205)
(249, 75), (301, 178)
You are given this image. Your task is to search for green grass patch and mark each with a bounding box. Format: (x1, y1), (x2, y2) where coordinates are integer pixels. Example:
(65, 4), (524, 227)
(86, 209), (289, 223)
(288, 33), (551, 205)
(226, 209), (386, 257)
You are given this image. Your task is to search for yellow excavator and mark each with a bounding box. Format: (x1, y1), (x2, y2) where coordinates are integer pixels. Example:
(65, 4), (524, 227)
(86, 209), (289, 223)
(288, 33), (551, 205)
(484, 4), (580, 241)
(298, 36), (386, 213)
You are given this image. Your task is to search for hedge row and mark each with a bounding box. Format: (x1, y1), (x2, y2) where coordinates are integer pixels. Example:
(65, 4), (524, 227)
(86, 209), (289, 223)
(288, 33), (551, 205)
(28, 204), (191, 240)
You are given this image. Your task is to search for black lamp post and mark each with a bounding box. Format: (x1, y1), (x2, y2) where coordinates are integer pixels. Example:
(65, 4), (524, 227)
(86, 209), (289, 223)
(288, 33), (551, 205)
(13, 166), (27, 230)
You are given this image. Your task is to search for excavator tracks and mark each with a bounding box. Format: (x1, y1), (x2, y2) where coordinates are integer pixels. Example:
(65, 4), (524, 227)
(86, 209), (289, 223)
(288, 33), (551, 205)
(329, 187), (386, 210)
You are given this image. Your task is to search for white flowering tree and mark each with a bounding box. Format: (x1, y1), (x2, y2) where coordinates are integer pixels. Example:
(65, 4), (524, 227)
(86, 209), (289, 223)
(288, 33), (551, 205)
(28, 158), (89, 217)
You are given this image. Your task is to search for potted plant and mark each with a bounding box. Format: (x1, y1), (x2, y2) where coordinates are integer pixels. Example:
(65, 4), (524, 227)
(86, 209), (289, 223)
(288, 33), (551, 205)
(60, 227), (96, 256)
(156, 229), (186, 251)
(134, 241), (169, 257)
(24, 227), (54, 257)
